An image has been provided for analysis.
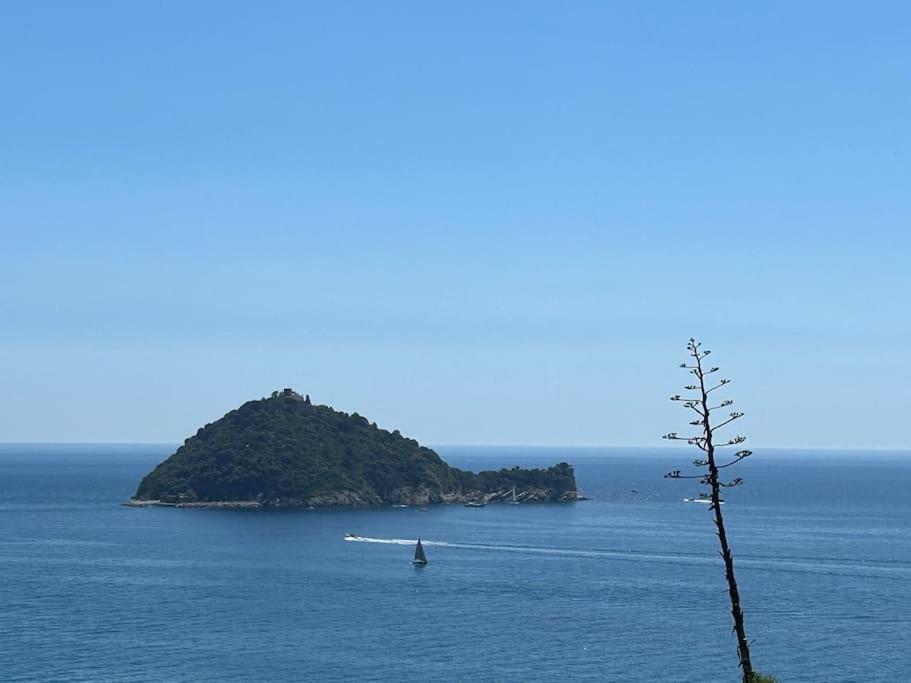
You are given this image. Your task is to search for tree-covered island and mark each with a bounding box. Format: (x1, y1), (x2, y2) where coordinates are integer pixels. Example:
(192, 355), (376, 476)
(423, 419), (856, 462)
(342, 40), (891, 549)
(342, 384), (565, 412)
(128, 389), (579, 508)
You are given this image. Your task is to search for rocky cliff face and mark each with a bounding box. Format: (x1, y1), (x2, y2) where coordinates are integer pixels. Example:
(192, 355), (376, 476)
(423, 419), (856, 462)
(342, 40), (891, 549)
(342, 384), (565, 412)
(131, 391), (578, 508)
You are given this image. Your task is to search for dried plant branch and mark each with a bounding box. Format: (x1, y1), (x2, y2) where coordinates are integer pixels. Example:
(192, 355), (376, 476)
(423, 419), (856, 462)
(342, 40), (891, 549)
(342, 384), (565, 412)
(665, 339), (754, 682)
(711, 412), (745, 432)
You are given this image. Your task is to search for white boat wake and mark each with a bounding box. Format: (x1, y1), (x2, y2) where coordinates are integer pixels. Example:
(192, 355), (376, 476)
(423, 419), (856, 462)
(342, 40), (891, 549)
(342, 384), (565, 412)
(344, 535), (451, 547)
(342, 535), (911, 579)
(344, 535), (709, 561)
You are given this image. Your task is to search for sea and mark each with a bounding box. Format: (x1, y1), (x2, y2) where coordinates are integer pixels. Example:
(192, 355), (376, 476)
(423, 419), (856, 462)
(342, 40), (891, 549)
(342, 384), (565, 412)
(1, 444), (910, 682)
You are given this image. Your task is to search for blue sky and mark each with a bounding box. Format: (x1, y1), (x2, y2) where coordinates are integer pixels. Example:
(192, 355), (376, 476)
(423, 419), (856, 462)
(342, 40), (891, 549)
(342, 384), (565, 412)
(2, 2), (909, 447)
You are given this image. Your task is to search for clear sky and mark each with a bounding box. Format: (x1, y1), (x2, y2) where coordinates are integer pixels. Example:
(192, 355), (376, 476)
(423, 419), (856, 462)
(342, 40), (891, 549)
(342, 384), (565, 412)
(2, 2), (909, 448)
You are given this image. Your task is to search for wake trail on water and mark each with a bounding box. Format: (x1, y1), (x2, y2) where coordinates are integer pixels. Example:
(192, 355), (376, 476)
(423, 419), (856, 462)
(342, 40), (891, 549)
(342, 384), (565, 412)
(345, 536), (445, 547)
(343, 535), (911, 579)
(346, 535), (718, 560)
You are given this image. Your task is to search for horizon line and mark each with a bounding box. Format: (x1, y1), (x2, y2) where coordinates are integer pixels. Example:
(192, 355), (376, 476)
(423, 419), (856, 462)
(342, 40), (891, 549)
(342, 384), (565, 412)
(1, 441), (910, 454)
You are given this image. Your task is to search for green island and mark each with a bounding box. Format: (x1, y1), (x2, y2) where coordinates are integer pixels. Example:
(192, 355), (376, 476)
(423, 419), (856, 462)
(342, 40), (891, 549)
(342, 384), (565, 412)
(128, 389), (579, 508)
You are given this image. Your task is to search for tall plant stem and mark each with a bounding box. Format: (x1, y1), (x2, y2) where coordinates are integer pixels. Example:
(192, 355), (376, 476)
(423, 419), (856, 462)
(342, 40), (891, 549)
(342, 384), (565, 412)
(695, 350), (753, 682)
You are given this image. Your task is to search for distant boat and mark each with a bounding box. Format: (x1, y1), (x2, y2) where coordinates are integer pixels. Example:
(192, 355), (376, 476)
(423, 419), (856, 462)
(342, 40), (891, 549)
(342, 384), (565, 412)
(684, 497), (725, 505)
(463, 501), (485, 508)
(411, 539), (428, 566)
(508, 486), (520, 505)
(392, 504), (409, 508)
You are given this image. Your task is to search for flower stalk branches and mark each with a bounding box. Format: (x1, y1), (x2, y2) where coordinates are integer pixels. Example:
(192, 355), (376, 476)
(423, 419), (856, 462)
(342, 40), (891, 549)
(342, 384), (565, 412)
(663, 339), (755, 683)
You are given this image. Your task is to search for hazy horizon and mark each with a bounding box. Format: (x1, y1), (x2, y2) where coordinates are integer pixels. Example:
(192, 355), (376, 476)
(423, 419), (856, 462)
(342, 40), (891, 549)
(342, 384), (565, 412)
(3, 441), (911, 456)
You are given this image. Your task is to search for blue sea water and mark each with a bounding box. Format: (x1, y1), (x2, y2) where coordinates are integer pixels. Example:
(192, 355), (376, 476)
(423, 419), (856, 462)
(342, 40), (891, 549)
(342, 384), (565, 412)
(1, 444), (910, 682)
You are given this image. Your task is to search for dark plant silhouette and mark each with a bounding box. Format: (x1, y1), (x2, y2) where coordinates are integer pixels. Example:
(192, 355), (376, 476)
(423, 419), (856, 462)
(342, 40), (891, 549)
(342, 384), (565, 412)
(664, 339), (757, 683)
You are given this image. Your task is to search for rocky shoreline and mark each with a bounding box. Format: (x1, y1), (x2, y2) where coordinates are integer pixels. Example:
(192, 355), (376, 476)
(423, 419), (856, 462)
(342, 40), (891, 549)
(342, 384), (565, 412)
(124, 487), (587, 510)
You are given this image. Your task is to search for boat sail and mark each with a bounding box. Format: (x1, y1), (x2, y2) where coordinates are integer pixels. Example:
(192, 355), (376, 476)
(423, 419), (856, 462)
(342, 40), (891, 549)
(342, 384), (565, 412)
(509, 486), (520, 505)
(411, 538), (428, 566)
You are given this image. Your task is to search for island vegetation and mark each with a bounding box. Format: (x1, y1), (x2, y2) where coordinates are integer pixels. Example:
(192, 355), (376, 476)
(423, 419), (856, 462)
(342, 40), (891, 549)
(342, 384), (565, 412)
(131, 389), (578, 508)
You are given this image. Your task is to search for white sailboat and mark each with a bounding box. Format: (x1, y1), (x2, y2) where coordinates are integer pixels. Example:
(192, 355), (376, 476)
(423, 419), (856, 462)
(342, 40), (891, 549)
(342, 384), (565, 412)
(508, 486), (520, 505)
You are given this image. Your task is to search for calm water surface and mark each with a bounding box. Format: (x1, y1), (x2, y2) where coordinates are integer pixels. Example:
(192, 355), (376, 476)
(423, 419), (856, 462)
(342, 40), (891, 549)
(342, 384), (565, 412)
(2, 444), (910, 682)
